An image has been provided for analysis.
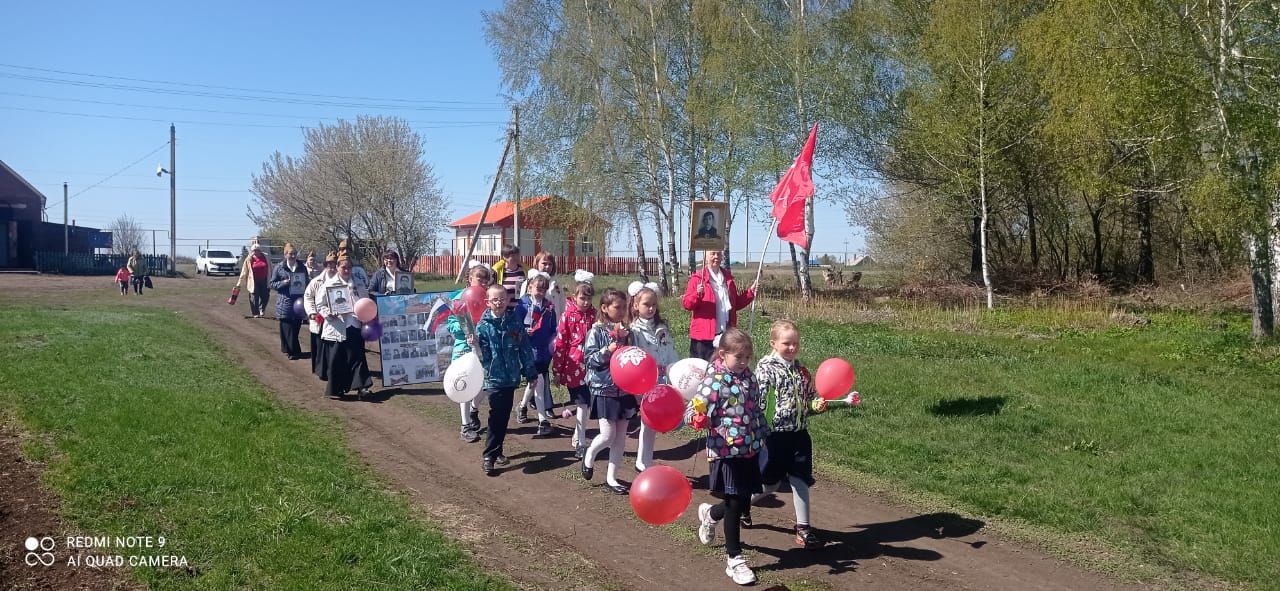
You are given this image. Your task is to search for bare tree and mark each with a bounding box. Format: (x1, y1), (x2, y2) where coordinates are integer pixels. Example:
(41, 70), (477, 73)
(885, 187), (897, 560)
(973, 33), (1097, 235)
(249, 116), (449, 264)
(107, 214), (145, 256)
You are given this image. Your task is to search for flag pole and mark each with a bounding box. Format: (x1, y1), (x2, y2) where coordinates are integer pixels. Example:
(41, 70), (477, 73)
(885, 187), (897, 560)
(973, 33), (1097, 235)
(747, 218), (779, 337)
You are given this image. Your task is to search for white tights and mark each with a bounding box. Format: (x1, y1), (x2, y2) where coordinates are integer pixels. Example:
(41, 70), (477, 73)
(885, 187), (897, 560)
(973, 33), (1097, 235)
(519, 374), (552, 421)
(636, 423), (656, 472)
(752, 476), (813, 525)
(574, 404), (589, 446)
(584, 417), (627, 487)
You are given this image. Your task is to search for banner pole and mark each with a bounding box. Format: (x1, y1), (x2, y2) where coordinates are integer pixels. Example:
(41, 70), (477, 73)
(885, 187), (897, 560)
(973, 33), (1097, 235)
(747, 219), (779, 337)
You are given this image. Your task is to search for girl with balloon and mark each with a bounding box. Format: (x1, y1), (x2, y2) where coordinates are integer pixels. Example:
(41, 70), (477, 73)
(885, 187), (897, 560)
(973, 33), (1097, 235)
(690, 328), (769, 586)
(579, 288), (638, 495)
(752, 319), (828, 548)
(552, 280), (596, 458)
(449, 264), (494, 443)
(627, 284), (678, 473)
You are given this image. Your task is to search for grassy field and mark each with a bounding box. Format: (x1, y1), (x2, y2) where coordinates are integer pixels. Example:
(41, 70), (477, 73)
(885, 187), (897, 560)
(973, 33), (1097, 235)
(0, 304), (511, 591)
(416, 272), (1279, 588)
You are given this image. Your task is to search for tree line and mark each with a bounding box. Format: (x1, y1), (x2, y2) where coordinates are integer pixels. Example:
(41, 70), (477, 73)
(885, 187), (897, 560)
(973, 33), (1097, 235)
(483, 0), (1279, 339)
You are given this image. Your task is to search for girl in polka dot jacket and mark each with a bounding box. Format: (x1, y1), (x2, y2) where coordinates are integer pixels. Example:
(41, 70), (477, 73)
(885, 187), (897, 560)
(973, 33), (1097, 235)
(689, 327), (769, 586)
(552, 281), (596, 458)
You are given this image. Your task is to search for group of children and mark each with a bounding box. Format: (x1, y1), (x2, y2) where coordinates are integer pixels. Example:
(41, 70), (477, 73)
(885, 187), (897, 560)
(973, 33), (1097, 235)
(447, 244), (830, 586)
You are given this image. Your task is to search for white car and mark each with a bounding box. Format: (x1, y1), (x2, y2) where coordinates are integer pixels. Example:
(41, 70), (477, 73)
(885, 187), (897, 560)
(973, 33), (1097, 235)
(197, 249), (240, 276)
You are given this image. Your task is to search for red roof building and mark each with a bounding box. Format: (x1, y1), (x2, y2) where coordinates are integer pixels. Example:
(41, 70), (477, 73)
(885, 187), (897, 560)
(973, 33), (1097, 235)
(449, 195), (611, 260)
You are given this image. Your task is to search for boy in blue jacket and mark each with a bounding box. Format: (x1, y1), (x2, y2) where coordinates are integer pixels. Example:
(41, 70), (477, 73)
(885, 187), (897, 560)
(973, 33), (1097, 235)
(470, 284), (537, 476)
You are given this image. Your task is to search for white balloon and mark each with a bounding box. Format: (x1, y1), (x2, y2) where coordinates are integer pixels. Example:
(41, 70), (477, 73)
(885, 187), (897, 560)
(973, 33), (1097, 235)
(443, 352), (485, 403)
(667, 357), (710, 400)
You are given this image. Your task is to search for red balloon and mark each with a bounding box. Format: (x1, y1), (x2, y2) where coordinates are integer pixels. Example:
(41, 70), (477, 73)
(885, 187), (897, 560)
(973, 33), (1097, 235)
(640, 384), (685, 433)
(461, 285), (487, 324)
(610, 346), (658, 394)
(629, 465), (692, 525)
(815, 358), (856, 400)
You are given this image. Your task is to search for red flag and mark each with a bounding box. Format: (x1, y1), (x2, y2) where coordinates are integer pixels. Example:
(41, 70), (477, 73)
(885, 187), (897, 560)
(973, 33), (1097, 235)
(769, 122), (818, 249)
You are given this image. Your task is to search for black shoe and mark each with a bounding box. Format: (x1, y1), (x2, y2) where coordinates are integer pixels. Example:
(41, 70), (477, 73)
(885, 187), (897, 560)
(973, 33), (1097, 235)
(581, 461), (594, 481)
(516, 408), (529, 424)
(535, 421), (553, 437)
(795, 524), (824, 548)
(607, 482), (630, 495)
(482, 457), (495, 476)
(573, 445), (586, 460)
(741, 511), (753, 528)
(460, 427), (480, 443)
(494, 455), (510, 467)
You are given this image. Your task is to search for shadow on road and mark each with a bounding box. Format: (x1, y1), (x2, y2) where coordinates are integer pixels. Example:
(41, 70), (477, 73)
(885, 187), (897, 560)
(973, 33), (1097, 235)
(751, 512), (985, 576)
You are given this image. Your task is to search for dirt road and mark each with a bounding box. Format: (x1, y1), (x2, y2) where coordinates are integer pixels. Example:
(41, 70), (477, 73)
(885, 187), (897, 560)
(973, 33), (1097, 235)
(4, 275), (1141, 590)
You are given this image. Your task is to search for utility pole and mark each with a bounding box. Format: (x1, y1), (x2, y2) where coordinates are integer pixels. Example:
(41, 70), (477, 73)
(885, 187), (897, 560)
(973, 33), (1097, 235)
(843, 239), (848, 265)
(63, 183), (68, 254)
(152, 230), (157, 257)
(169, 124), (176, 274)
(512, 105), (521, 254)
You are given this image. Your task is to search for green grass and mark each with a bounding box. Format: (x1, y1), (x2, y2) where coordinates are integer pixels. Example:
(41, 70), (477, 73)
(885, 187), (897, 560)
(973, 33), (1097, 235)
(0, 304), (512, 591)
(797, 309), (1278, 588)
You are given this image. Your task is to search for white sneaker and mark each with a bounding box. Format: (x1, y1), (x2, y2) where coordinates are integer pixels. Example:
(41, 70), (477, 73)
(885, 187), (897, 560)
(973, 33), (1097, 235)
(726, 555), (756, 585)
(697, 503), (718, 545)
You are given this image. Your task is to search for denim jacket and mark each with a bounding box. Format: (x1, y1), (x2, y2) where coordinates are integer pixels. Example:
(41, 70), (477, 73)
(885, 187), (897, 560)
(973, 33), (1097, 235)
(583, 321), (631, 398)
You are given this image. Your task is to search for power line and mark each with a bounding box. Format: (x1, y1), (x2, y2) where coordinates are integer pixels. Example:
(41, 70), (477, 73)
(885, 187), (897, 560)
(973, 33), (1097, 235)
(0, 62), (506, 106)
(0, 91), (509, 125)
(46, 142), (170, 211)
(0, 72), (506, 112)
(0, 104), (508, 130)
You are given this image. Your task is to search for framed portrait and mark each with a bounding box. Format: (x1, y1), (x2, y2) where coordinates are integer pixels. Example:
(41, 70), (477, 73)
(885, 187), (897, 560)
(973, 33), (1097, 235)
(396, 272), (414, 295)
(327, 286), (354, 315)
(690, 200), (728, 252)
(289, 272), (307, 294)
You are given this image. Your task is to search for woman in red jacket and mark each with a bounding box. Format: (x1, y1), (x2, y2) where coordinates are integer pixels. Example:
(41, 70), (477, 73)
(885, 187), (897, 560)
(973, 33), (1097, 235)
(681, 250), (758, 361)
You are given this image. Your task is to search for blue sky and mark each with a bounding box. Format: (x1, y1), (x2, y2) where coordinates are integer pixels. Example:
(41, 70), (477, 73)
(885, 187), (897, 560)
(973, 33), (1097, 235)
(0, 0), (862, 262)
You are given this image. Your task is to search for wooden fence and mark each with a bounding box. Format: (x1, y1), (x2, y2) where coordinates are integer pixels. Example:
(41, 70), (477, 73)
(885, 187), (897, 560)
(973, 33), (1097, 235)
(412, 254), (658, 278)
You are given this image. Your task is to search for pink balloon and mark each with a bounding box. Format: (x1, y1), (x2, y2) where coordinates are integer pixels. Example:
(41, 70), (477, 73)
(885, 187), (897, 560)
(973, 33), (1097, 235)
(610, 346), (658, 395)
(640, 384), (685, 433)
(629, 465), (692, 525)
(354, 297), (378, 322)
(815, 358), (856, 400)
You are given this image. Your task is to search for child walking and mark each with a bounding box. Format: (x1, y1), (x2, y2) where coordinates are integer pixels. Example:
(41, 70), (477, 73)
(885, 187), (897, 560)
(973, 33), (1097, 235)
(449, 264), (494, 443)
(517, 273), (558, 437)
(691, 328), (769, 586)
(114, 266), (130, 295)
(470, 285), (536, 476)
(628, 286), (679, 472)
(753, 320), (828, 548)
(552, 281), (596, 458)
(580, 288), (638, 495)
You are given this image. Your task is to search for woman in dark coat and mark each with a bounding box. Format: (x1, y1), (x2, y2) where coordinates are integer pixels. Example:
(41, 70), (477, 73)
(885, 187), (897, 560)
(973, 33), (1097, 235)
(270, 243), (308, 360)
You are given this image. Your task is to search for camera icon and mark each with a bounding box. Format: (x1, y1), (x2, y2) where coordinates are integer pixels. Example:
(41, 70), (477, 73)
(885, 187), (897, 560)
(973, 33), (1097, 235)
(24, 536), (56, 566)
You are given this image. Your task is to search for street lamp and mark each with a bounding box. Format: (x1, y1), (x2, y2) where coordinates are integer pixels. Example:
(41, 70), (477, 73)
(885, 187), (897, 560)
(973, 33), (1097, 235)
(155, 124), (176, 274)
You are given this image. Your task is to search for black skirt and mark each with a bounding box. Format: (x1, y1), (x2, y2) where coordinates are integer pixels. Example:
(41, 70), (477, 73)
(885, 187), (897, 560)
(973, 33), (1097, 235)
(568, 385), (592, 406)
(323, 327), (372, 396)
(709, 456), (764, 496)
(590, 392), (639, 421)
(309, 331), (323, 376)
(761, 430), (815, 487)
